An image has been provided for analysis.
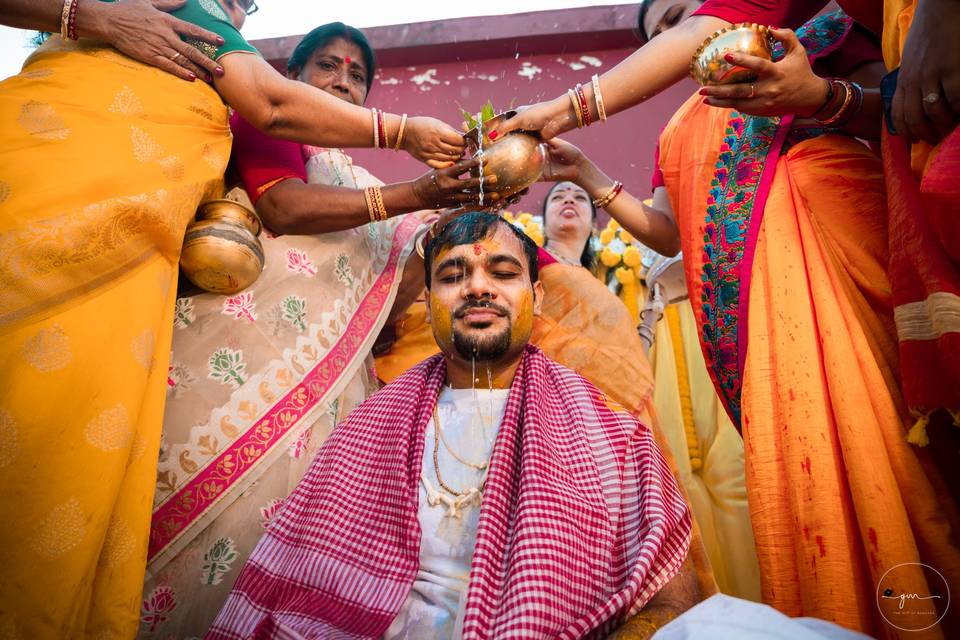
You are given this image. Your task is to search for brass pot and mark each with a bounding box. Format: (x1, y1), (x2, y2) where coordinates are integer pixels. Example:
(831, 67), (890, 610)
(179, 199), (264, 295)
(689, 23), (772, 86)
(465, 111), (544, 202)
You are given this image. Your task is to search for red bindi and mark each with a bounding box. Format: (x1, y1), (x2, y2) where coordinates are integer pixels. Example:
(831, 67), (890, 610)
(344, 56), (351, 64)
(473, 243), (483, 256)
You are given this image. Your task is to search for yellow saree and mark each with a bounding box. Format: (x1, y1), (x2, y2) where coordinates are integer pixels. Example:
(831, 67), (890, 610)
(0, 39), (230, 638)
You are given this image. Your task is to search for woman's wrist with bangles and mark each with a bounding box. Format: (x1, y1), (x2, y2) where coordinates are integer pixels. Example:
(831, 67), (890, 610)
(369, 109), (409, 150)
(564, 74), (608, 129)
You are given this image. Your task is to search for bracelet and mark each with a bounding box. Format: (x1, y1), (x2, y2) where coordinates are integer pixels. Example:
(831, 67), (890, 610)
(591, 74), (607, 122)
(68, 0), (79, 40)
(810, 78), (836, 120)
(817, 79), (854, 126)
(60, 0), (74, 40)
(363, 186), (377, 223)
(567, 89), (584, 129)
(394, 113), (407, 151)
(377, 111), (388, 149)
(371, 108), (379, 149)
(575, 83), (592, 127)
(371, 185), (388, 220)
(593, 181), (624, 208)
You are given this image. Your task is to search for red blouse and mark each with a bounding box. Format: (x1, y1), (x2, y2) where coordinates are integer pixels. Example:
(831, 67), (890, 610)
(229, 112), (307, 205)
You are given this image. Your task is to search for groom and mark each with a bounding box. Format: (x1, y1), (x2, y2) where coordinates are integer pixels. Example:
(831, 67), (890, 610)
(208, 212), (695, 639)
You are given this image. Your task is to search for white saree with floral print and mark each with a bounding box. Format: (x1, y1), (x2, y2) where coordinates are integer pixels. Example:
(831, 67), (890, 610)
(138, 148), (426, 637)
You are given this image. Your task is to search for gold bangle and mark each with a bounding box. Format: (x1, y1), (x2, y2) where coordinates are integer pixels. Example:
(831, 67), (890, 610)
(363, 187), (377, 223)
(818, 79), (854, 126)
(371, 108), (379, 149)
(60, 0), (73, 40)
(567, 88), (584, 129)
(371, 185), (388, 221)
(394, 113), (407, 151)
(592, 74), (607, 122)
(415, 230), (428, 259)
(593, 181), (623, 208)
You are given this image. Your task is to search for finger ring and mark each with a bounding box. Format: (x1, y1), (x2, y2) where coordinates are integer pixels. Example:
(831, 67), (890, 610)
(171, 52), (182, 62)
(923, 92), (940, 104)
(749, 84), (755, 99)
(431, 174), (439, 190)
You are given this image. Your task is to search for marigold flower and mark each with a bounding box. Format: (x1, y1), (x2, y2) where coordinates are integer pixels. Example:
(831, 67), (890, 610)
(619, 230), (635, 245)
(599, 228), (616, 245)
(614, 266), (635, 284)
(623, 246), (642, 268)
(600, 247), (621, 268)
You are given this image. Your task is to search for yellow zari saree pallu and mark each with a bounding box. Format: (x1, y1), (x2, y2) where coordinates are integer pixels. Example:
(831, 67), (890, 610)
(0, 38), (231, 638)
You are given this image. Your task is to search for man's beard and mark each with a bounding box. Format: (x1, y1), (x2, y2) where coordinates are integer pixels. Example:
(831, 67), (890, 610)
(451, 300), (512, 361)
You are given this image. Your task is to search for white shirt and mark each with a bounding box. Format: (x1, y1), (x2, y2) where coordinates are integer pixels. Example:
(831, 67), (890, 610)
(383, 387), (510, 639)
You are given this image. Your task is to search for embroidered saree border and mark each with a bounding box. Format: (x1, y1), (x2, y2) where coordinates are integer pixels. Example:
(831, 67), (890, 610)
(148, 214), (421, 562)
(696, 12), (852, 426)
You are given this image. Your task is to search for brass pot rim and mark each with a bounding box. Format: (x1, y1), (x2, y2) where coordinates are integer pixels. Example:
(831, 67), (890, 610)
(689, 22), (772, 78)
(464, 110), (543, 149)
(197, 198), (263, 237)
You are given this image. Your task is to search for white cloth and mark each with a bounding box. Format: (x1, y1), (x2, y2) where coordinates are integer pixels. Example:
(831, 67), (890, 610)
(652, 594), (875, 640)
(383, 387), (510, 640)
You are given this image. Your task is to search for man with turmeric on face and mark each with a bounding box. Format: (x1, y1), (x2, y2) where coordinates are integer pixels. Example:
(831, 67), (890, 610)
(209, 212), (696, 640)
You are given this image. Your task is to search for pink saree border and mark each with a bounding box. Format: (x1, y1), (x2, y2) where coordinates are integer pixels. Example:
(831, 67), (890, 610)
(734, 16), (853, 380)
(148, 214), (421, 561)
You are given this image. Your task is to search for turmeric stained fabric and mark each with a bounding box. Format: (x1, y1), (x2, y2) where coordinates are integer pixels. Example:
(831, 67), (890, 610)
(658, 89), (960, 637)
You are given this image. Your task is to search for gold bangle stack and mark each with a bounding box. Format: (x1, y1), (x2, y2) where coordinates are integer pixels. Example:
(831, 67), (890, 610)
(593, 181), (624, 208)
(567, 88), (584, 128)
(364, 186), (388, 222)
(592, 74), (607, 122)
(394, 113), (408, 151)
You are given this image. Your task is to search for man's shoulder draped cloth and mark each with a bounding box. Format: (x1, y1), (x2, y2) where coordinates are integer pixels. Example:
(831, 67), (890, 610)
(207, 346), (691, 639)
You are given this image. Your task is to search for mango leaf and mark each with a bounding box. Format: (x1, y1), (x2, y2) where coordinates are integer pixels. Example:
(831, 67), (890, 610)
(481, 99), (495, 124)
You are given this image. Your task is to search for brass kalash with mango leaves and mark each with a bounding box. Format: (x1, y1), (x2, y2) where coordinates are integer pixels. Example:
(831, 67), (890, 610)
(463, 104), (545, 207)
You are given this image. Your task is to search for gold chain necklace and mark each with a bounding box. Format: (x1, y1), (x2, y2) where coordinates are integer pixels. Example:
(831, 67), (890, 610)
(326, 149), (361, 187)
(432, 404), (489, 497)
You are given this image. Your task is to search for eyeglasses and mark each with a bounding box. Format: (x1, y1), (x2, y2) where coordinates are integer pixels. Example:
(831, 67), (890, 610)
(239, 0), (258, 15)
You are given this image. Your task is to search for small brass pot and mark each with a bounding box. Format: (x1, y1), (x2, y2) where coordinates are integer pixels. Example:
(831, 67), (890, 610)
(465, 111), (544, 202)
(179, 199), (264, 295)
(690, 23), (772, 86)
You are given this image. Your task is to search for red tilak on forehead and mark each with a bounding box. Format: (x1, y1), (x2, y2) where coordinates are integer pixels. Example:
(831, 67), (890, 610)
(473, 243), (483, 256)
(344, 56), (351, 64)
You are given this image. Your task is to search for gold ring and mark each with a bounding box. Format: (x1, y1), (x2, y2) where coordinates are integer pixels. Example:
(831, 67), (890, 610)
(749, 84), (755, 99)
(171, 52), (182, 62)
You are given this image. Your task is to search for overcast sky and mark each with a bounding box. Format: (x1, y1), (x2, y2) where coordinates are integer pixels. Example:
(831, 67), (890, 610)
(0, 0), (625, 80)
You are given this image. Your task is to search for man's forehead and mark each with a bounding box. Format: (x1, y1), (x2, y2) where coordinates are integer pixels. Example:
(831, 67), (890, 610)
(435, 226), (526, 265)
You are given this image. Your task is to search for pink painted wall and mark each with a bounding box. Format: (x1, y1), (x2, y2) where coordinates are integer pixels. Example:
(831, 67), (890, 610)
(346, 48), (697, 220)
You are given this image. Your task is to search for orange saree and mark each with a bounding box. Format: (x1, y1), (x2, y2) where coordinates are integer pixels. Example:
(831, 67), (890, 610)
(657, 12), (959, 637)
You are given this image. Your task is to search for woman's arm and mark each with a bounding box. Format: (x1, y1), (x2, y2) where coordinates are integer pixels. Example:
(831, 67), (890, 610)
(256, 158), (492, 235)
(0, 0), (223, 81)
(214, 54), (465, 168)
(541, 139), (680, 256)
(491, 15), (729, 140)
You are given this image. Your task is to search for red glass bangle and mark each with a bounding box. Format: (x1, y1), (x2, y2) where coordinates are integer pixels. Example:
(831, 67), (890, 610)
(576, 84), (592, 127)
(377, 111), (388, 149)
(67, 0), (80, 40)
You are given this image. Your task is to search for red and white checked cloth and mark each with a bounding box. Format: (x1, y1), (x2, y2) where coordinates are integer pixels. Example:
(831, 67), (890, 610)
(207, 345), (691, 639)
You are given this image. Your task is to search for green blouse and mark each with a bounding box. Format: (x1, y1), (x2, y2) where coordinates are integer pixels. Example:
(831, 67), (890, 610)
(103, 0), (259, 60)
